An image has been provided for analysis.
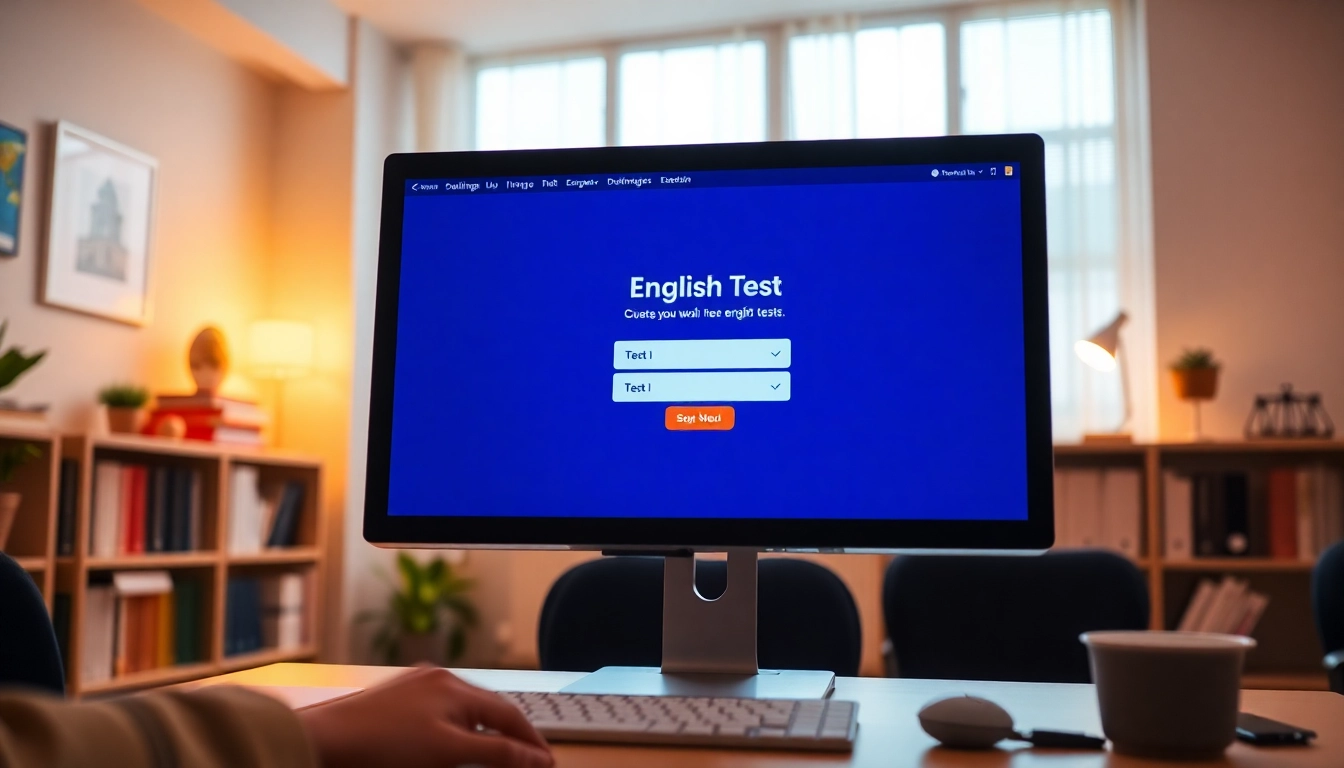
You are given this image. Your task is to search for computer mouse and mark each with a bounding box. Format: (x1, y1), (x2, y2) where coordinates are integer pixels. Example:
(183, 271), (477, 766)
(918, 696), (1017, 749)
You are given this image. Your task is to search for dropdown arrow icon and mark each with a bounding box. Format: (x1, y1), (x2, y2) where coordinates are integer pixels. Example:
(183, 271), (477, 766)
(770, 350), (781, 357)
(771, 383), (781, 390)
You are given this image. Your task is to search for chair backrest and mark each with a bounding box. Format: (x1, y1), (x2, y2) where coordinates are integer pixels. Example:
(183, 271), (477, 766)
(538, 557), (862, 676)
(0, 552), (65, 695)
(883, 550), (1149, 683)
(1313, 540), (1344, 693)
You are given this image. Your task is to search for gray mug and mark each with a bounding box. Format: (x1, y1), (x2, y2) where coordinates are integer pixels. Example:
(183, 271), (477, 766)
(1081, 631), (1256, 760)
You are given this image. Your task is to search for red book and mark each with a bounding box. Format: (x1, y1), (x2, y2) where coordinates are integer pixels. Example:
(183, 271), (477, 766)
(119, 466), (136, 555)
(126, 467), (148, 555)
(1267, 468), (1298, 559)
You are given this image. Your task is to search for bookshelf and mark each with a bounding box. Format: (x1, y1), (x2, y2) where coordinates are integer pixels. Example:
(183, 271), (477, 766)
(1055, 440), (1342, 690)
(56, 433), (325, 697)
(0, 421), (60, 611)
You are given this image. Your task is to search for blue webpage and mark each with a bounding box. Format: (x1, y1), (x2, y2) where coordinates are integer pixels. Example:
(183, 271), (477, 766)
(389, 163), (1027, 520)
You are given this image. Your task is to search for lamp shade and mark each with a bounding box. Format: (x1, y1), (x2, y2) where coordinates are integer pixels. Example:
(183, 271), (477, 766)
(1074, 311), (1128, 372)
(249, 319), (314, 379)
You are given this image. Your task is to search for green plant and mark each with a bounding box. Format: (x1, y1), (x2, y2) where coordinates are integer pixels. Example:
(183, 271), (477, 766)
(0, 320), (47, 394)
(359, 552), (478, 665)
(98, 384), (150, 408)
(1170, 348), (1219, 371)
(0, 443), (41, 484)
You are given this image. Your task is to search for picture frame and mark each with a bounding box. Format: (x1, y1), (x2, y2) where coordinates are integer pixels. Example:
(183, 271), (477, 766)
(42, 121), (158, 326)
(0, 120), (27, 257)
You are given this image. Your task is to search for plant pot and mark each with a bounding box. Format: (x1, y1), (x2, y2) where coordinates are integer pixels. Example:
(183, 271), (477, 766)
(0, 491), (19, 551)
(106, 406), (145, 435)
(1171, 367), (1219, 400)
(397, 630), (448, 667)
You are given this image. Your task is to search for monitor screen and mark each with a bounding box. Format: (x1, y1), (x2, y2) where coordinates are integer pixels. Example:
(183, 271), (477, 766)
(365, 137), (1054, 551)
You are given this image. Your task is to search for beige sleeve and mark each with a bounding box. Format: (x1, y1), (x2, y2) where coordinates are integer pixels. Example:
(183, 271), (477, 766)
(0, 686), (318, 768)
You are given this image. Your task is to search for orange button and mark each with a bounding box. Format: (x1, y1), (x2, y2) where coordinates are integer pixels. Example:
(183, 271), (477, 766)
(665, 405), (735, 431)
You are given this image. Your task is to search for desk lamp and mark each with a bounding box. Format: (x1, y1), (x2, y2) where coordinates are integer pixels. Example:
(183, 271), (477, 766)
(1075, 311), (1132, 444)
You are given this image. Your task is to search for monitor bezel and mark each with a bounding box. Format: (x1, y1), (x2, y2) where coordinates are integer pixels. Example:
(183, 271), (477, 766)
(364, 135), (1054, 552)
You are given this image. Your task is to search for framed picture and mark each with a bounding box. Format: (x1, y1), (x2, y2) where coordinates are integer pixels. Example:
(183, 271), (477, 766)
(43, 121), (157, 325)
(0, 121), (27, 256)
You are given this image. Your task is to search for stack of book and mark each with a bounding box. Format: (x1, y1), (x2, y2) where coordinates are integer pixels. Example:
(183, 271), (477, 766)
(228, 466), (305, 553)
(88, 461), (204, 556)
(1163, 465), (1343, 560)
(226, 572), (311, 656)
(79, 571), (205, 684)
(1052, 468), (1143, 559)
(145, 394), (266, 446)
(1176, 575), (1270, 636)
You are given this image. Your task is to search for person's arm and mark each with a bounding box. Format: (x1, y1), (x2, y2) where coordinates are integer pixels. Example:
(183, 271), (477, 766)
(0, 685), (314, 768)
(0, 667), (552, 768)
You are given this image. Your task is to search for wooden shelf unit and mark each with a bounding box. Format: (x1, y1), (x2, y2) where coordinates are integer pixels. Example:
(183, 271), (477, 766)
(1055, 440), (1342, 691)
(56, 434), (324, 697)
(0, 423), (60, 611)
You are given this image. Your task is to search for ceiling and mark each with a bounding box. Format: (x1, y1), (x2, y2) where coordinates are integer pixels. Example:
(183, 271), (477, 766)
(332, 0), (955, 55)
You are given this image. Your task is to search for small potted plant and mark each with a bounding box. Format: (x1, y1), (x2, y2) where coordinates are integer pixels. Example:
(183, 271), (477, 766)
(1170, 348), (1220, 400)
(0, 443), (41, 551)
(99, 384), (150, 435)
(360, 552), (478, 666)
(0, 319), (47, 417)
(1170, 348), (1220, 440)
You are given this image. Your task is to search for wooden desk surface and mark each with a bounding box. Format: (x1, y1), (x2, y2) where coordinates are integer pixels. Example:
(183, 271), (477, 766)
(198, 664), (1344, 767)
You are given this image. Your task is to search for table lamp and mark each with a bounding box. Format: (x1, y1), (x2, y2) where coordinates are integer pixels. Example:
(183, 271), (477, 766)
(249, 319), (314, 445)
(1074, 311), (1132, 444)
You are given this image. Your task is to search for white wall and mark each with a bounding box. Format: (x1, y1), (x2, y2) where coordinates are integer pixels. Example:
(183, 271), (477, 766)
(1147, 0), (1344, 440)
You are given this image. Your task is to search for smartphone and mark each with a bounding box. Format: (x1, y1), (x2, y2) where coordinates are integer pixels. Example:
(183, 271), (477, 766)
(1236, 713), (1317, 746)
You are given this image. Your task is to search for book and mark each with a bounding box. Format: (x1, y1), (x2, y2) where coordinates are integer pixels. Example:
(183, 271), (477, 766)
(229, 465), (265, 554)
(152, 394), (265, 423)
(1163, 471), (1193, 559)
(82, 583), (117, 685)
(112, 571), (174, 676)
(56, 459), (78, 556)
(174, 580), (200, 664)
(1177, 579), (1217, 631)
(123, 465), (148, 555)
(1297, 468), (1318, 559)
(262, 573), (306, 650)
(1267, 468), (1298, 559)
(1246, 470), (1270, 557)
(1192, 473), (1226, 557)
(1099, 468), (1142, 559)
(188, 469), (202, 551)
(265, 481), (305, 548)
(1222, 473), (1250, 556)
(147, 466), (168, 553)
(91, 461), (123, 557)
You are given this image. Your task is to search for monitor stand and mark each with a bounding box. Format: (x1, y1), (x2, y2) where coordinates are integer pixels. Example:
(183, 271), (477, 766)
(559, 549), (836, 699)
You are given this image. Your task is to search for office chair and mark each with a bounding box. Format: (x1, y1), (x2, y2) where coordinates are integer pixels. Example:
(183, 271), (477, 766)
(538, 557), (862, 677)
(0, 552), (65, 695)
(1313, 540), (1344, 694)
(883, 550), (1149, 683)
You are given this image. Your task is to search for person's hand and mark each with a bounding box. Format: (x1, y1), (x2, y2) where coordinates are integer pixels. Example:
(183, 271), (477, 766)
(298, 665), (554, 768)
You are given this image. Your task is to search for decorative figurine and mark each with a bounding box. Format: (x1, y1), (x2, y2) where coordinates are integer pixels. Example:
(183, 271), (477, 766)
(188, 326), (230, 396)
(1245, 384), (1335, 439)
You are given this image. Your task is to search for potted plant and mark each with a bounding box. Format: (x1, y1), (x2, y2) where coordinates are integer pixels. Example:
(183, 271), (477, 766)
(0, 443), (41, 550)
(99, 384), (150, 434)
(1170, 348), (1220, 440)
(0, 319), (47, 415)
(360, 552), (478, 666)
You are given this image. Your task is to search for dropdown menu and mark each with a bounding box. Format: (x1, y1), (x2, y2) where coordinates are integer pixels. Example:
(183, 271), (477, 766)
(612, 372), (792, 402)
(613, 339), (791, 370)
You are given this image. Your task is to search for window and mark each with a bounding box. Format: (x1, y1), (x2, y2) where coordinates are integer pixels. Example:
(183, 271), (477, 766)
(467, 3), (1144, 440)
(619, 41), (766, 145)
(475, 57), (606, 150)
(789, 22), (947, 140)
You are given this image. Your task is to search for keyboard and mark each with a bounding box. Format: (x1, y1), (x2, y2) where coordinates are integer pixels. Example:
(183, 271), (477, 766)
(499, 691), (858, 751)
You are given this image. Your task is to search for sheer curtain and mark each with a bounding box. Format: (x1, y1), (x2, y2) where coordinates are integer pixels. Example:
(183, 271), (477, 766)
(619, 40), (766, 145)
(961, 5), (1125, 439)
(787, 2), (1138, 440)
(474, 57), (606, 150)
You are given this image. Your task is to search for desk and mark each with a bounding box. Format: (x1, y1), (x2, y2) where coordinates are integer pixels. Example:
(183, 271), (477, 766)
(196, 664), (1343, 767)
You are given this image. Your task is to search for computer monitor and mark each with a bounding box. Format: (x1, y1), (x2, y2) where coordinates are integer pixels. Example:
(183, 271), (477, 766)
(364, 135), (1053, 697)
